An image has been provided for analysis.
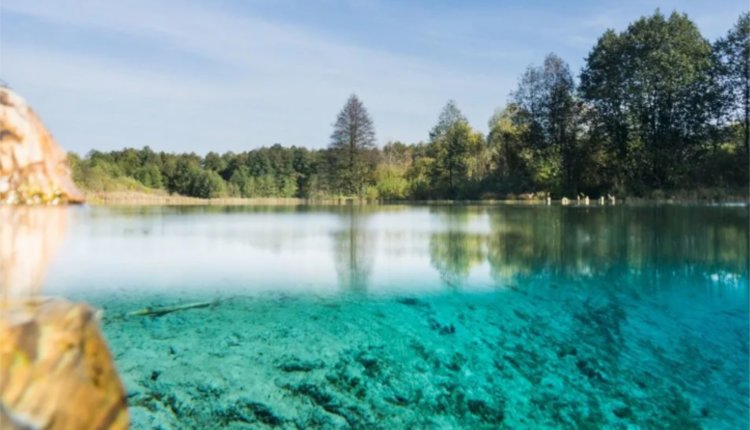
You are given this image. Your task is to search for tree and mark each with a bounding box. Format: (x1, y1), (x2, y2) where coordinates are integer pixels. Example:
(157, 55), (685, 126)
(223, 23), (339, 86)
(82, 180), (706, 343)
(487, 104), (531, 192)
(134, 164), (163, 188)
(116, 148), (141, 177)
(429, 100), (465, 141)
(203, 151), (228, 174)
(580, 11), (714, 190)
(579, 30), (630, 191)
(165, 157), (200, 195)
(328, 94), (377, 196)
(428, 101), (474, 197)
(292, 147), (322, 198)
(138, 146), (162, 169)
(543, 55), (578, 193)
(466, 128), (490, 190)
(512, 53), (578, 194)
(714, 12), (750, 152)
(229, 166), (256, 197)
(404, 142), (434, 199)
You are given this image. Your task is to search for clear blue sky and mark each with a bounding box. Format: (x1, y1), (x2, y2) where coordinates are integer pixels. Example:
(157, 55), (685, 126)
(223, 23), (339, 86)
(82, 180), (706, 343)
(1, 0), (746, 154)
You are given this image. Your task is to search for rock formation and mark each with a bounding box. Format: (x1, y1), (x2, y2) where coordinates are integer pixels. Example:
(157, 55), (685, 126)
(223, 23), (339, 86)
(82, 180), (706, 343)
(0, 298), (129, 429)
(0, 88), (126, 427)
(0, 86), (83, 204)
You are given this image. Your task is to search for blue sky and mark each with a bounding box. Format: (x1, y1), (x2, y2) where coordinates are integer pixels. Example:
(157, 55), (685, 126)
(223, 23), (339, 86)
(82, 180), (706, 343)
(1, 0), (746, 154)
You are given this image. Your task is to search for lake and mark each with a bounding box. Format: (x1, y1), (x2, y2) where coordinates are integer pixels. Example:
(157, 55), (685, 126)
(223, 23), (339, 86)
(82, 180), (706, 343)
(24, 204), (750, 428)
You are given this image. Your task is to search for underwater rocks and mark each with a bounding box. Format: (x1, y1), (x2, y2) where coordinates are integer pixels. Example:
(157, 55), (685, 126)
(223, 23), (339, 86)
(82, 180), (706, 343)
(574, 294), (627, 348)
(395, 297), (431, 309)
(0, 298), (128, 429)
(466, 398), (505, 424)
(0, 87), (83, 204)
(425, 315), (456, 335)
(284, 382), (374, 428)
(277, 355), (325, 373)
(102, 291), (746, 429)
(234, 400), (284, 426)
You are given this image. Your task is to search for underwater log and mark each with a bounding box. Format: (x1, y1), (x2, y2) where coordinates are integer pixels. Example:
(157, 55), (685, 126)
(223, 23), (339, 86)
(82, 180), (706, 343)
(127, 300), (220, 318)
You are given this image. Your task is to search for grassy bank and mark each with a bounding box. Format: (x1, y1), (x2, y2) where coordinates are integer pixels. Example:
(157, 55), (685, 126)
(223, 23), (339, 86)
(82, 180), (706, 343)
(83, 190), (392, 206)
(83, 189), (748, 206)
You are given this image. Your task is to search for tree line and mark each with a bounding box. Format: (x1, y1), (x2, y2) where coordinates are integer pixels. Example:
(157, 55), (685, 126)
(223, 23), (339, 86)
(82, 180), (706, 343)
(70, 11), (749, 200)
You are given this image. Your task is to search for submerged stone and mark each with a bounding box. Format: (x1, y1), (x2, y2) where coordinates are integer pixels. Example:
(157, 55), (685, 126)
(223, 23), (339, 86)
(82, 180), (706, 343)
(222, 400), (285, 427)
(467, 398), (505, 424)
(276, 355), (324, 372)
(396, 297), (430, 309)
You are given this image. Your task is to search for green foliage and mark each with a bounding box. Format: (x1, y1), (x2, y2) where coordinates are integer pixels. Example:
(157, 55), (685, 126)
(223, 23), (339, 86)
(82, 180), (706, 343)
(580, 11), (716, 191)
(71, 144), (326, 199)
(374, 164), (409, 200)
(487, 104), (532, 192)
(713, 12), (749, 178)
(190, 169), (226, 198)
(427, 101), (481, 198)
(134, 164), (163, 188)
(512, 53), (578, 195)
(714, 15), (749, 120)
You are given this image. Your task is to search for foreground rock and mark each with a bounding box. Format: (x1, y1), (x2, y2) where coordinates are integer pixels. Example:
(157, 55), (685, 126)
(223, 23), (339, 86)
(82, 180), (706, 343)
(0, 298), (129, 429)
(0, 86), (83, 204)
(0, 87), (125, 429)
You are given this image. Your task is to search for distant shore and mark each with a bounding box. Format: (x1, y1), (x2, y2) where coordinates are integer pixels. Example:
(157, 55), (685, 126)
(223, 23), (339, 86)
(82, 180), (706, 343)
(84, 191), (310, 206)
(83, 190), (749, 206)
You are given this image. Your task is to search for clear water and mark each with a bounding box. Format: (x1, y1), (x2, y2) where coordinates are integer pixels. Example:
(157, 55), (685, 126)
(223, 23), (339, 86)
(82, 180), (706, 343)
(38, 205), (750, 428)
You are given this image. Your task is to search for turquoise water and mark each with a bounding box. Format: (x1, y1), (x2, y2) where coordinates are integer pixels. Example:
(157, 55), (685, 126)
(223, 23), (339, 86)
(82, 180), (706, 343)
(44, 204), (749, 429)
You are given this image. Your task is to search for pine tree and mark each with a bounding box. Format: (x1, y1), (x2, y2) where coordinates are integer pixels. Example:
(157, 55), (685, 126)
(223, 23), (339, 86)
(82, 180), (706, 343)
(328, 94), (377, 195)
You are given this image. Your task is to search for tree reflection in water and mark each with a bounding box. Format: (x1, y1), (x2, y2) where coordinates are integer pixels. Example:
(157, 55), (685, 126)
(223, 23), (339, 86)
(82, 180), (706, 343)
(331, 205), (374, 292)
(428, 205), (748, 291)
(429, 206), (485, 288)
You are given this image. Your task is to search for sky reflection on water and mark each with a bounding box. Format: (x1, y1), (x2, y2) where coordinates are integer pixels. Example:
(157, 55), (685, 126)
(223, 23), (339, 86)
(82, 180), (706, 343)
(31, 204), (748, 302)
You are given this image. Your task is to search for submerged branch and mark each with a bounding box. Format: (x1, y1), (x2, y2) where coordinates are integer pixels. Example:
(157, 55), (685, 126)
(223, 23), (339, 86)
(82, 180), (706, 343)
(127, 300), (221, 318)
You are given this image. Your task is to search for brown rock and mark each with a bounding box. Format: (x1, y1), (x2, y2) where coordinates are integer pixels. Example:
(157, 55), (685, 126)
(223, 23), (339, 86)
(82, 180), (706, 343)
(0, 298), (129, 429)
(0, 87), (83, 204)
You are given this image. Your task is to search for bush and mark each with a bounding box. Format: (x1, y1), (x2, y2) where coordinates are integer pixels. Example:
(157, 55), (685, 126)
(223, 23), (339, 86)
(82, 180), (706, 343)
(376, 176), (408, 199)
(190, 169), (226, 198)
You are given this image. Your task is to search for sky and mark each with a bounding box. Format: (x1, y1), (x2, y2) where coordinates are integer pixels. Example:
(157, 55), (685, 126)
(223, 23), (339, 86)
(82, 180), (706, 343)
(1, 0), (746, 155)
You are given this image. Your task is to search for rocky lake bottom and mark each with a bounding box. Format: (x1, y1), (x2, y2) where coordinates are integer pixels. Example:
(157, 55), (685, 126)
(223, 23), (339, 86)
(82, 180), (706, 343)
(85, 278), (748, 430)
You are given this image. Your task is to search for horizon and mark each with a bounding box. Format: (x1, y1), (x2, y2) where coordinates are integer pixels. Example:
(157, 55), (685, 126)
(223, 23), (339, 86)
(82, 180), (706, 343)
(1, 0), (746, 155)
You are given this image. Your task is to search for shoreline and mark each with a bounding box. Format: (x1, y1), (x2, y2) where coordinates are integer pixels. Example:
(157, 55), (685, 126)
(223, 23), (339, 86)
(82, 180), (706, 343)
(83, 190), (749, 206)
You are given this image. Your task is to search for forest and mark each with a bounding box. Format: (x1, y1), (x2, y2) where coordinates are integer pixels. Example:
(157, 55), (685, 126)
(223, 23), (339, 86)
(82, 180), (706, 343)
(69, 11), (749, 200)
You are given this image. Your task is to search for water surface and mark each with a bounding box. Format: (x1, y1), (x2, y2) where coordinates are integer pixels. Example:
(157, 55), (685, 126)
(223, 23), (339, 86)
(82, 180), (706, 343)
(42, 205), (750, 429)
